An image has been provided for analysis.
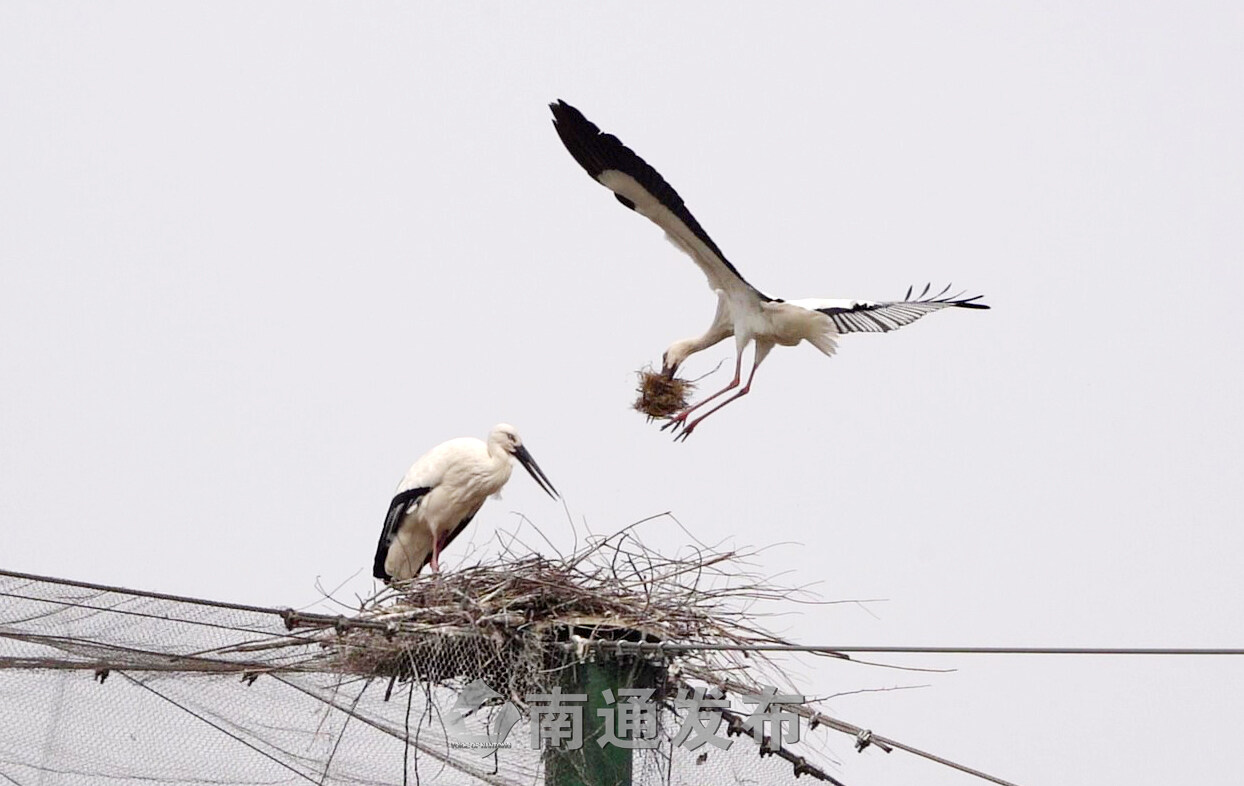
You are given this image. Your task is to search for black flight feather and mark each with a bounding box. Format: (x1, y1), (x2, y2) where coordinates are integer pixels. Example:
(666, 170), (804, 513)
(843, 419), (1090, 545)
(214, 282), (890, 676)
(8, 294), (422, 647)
(817, 287), (990, 334)
(550, 99), (771, 301)
(372, 487), (431, 581)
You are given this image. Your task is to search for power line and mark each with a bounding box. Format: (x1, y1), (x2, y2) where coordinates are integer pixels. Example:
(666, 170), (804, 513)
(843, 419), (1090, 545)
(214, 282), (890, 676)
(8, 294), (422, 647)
(811, 713), (1020, 786)
(7, 569), (1241, 658)
(581, 641), (1244, 656)
(709, 676), (1023, 786)
(9, 567), (1234, 786)
(8, 568), (1239, 659)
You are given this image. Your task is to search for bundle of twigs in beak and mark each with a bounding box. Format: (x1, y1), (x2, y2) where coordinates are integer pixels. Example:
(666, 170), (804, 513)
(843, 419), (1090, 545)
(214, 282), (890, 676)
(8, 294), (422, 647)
(633, 367), (694, 419)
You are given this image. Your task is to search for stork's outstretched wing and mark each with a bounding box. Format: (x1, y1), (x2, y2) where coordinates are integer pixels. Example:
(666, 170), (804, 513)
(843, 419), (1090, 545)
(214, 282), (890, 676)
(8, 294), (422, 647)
(550, 99), (771, 302)
(790, 284), (990, 334)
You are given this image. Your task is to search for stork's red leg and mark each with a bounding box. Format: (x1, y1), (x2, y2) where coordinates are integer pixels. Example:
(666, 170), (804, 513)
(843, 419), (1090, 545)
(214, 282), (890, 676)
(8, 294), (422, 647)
(674, 356), (762, 441)
(429, 533), (442, 573)
(660, 351), (743, 431)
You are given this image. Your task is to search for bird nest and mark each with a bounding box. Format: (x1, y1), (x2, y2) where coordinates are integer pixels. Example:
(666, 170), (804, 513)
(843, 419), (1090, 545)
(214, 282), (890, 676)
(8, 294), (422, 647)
(633, 367), (694, 419)
(294, 519), (853, 783)
(325, 520), (817, 703)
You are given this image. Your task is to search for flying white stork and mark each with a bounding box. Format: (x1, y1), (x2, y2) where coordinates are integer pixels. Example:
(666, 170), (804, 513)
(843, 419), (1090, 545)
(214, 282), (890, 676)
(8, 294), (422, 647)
(373, 424), (558, 583)
(550, 100), (990, 439)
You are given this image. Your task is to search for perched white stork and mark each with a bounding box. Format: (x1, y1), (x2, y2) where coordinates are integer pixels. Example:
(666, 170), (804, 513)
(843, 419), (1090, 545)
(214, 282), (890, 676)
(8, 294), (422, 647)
(373, 424), (558, 583)
(550, 100), (990, 439)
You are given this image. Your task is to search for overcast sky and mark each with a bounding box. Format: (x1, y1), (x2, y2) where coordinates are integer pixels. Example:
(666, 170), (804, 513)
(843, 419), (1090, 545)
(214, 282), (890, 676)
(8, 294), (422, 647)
(3, 3), (1242, 784)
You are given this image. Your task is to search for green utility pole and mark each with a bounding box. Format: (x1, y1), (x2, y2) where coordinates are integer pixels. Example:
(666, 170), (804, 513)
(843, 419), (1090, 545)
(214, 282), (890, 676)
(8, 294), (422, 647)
(544, 654), (664, 786)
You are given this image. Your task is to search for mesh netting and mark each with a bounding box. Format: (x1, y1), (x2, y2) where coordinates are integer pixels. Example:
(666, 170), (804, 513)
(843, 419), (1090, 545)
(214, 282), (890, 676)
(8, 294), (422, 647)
(1, 547), (853, 786)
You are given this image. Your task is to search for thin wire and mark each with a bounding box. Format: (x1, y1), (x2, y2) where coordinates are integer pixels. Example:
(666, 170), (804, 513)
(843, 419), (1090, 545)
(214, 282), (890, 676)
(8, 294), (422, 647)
(9, 570), (1227, 785)
(827, 646), (1244, 656)
(10, 569), (1238, 657)
(317, 680), (369, 786)
(0, 589), (331, 651)
(716, 707), (847, 785)
(808, 711), (1020, 786)
(879, 734), (1018, 786)
(118, 672), (322, 785)
(271, 675), (516, 786)
(0, 768), (25, 785)
(2, 629), (285, 674)
(583, 641), (1244, 656)
(403, 674), (414, 786)
(0, 567), (396, 636)
(707, 675), (1022, 786)
(0, 568), (285, 616)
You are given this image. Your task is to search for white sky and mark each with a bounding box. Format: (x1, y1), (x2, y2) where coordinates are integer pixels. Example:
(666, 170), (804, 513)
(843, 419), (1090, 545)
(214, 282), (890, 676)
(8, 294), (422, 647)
(2, 2), (1242, 784)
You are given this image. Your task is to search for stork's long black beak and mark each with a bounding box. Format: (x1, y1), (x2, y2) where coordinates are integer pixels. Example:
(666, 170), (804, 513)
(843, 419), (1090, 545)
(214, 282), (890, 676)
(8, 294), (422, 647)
(662, 364), (677, 380)
(514, 444), (558, 499)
